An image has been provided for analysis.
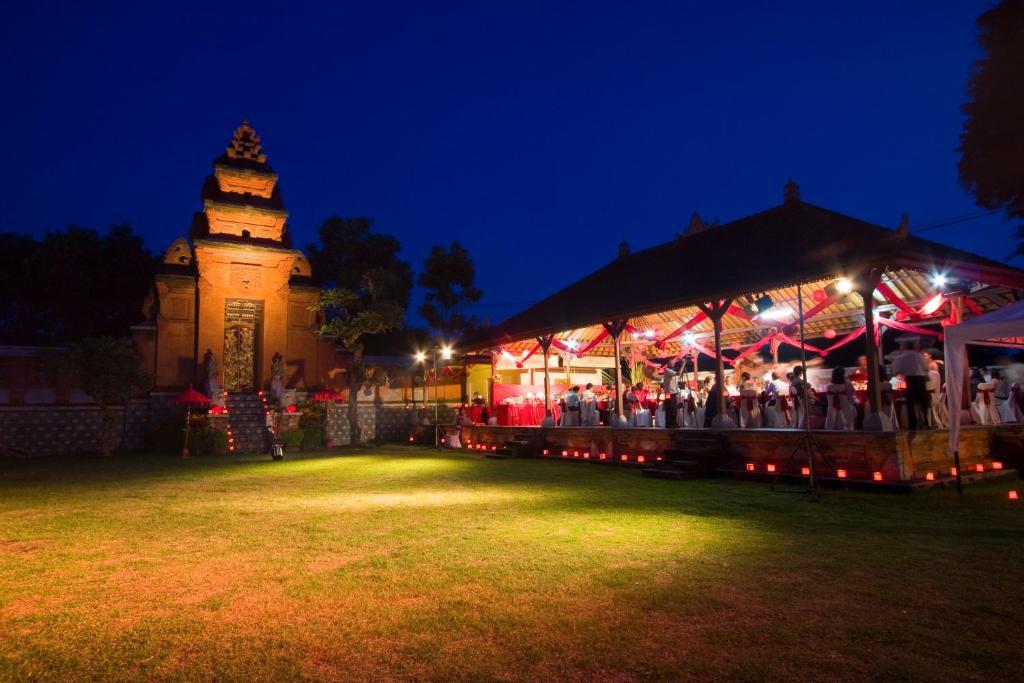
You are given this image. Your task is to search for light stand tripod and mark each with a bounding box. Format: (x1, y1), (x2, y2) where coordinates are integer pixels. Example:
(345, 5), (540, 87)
(771, 281), (822, 499)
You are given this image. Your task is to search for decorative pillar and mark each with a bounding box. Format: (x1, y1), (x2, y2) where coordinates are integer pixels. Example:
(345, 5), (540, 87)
(603, 321), (628, 426)
(538, 335), (555, 427)
(859, 269), (886, 431)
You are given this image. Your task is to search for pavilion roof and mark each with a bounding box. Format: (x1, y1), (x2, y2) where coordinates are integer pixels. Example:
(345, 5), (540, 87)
(463, 197), (1024, 356)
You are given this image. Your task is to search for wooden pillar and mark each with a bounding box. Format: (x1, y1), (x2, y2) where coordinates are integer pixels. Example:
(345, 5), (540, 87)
(698, 300), (734, 428)
(537, 335), (554, 421)
(489, 351), (496, 417)
(604, 321), (627, 424)
(859, 269), (885, 430)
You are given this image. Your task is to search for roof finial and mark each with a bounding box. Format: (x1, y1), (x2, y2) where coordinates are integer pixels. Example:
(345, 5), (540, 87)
(684, 211), (709, 235)
(783, 178), (801, 204)
(618, 240), (631, 259)
(895, 212), (910, 237)
(226, 120), (267, 163)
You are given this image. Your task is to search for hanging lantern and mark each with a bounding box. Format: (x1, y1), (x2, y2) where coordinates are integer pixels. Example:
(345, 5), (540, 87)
(823, 328), (837, 339)
(812, 289), (827, 303)
(730, 342), (741, 352)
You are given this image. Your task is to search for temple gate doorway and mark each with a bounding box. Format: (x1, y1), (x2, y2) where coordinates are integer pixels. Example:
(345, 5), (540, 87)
(223, 299), (262, 391)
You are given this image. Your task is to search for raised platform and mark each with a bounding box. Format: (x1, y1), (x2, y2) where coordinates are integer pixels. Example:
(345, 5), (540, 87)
(460, 424), (1024, 485)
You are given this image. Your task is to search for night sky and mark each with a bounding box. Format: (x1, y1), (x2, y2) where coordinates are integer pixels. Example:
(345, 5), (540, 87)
(1, 1), (1014, 326)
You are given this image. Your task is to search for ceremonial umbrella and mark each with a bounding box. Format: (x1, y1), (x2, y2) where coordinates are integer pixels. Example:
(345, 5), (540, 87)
(172, 386), (210, 459)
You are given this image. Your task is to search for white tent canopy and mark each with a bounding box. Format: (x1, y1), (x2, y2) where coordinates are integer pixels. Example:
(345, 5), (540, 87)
(944, 298), (1024, 456)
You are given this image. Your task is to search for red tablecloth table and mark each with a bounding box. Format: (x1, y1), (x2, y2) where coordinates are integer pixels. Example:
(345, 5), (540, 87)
(467, 406), (486, 424)
(496, 403), (560, 426)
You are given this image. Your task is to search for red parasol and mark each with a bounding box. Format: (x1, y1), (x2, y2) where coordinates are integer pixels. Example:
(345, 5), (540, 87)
(172, 386), (209, 459)
(310, 390), (345, 402)
(173, 386), (211, 405)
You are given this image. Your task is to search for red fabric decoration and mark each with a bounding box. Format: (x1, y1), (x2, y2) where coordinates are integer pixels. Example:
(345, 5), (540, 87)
(875, 281), (920, 319)
(812, 289), (827, 303)
(652, 311), (708, 347)
(963, 297), (983, 316)
(895, 310), (909, 322)
(875, 316), (942, 339)
(801, 294), (839, 324)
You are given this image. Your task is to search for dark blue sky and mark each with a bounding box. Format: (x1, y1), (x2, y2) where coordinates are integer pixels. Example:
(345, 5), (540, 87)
(0, 1), (1013, 325)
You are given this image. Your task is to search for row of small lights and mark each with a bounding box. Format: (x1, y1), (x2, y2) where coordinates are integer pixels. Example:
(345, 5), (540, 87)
(742, 461), (1004, 481)
(538, 448), (663, 464)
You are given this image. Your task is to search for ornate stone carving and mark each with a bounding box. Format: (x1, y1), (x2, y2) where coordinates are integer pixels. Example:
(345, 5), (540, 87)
(225, 120), (267, 163)
(229, 264), (261, 292)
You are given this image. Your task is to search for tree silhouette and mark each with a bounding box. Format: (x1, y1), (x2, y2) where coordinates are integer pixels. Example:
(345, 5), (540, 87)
(417, 241), (483, 339)
(0, 224), (155, 345)
(958, 0), (1024, 255)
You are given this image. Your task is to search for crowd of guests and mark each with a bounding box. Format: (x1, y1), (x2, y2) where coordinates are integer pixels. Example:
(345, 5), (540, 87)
(545, 340), (1024, 431)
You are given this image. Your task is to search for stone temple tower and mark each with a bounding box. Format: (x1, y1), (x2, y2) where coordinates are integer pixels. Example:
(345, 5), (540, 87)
(134, 121), (333, 394)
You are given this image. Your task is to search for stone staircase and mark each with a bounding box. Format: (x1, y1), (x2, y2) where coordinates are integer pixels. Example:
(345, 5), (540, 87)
(225, 393), (269, 453)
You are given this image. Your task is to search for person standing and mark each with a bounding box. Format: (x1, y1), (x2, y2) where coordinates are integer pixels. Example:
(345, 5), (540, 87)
(661, 362), (681, 428)
(893, 339), (930, 429)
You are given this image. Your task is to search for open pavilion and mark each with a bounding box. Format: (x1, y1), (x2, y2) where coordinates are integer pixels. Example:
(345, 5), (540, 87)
(456, 182), (1024, 485)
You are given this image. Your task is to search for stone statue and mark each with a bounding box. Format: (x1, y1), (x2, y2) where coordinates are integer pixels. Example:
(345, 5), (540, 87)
(203, 349), (224, 407)
(270, 352), (285, 404)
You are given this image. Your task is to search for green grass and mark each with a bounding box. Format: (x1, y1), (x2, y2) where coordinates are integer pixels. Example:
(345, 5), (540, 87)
(1, 448), (1022, 681)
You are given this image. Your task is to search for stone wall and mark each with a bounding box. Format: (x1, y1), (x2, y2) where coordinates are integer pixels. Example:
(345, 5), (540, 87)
(0, 399), (155, 457)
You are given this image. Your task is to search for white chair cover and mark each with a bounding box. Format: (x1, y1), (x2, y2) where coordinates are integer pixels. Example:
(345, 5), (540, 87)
(631, 408), (651, 427)
(765, 389), (792, 428)
(679, 391), (698, 428)
(580, 399), (599, 426)
(973, 383), (1001, 425)
(443, 427), (462, 449)
(998, 384), (1024, 423)
(655, 403), (666, 428)
(823, 383), (856, 431)
(738, 389), (762, 428)
(562, 407), (581, 427)
(929, 383), (949, 430)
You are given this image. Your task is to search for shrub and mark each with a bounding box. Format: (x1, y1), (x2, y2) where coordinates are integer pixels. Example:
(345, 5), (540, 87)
(283, 429), (304, 451)
(301, 420), (324, 450)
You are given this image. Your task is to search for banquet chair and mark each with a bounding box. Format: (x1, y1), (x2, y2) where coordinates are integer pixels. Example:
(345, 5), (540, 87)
(655, 402), (666, 428)
(738, 389), (762, 428)
(823, 384), (856, 430)
(764, 388), (792, 428)
(443, 426), (462, 449)
(580, 398), (599, 427)
(929, 382), (949, 430)
(973, 382), (1001, 425)
(998, 384), (1024, 423)
(866, 385), (898, 430)
(631, 406), (651, 427)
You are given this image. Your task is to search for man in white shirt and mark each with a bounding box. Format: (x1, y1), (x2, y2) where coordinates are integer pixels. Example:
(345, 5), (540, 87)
(893, 339), (930, 429)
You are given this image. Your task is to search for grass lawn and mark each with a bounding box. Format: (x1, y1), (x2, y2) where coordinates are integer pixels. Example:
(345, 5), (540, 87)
(1, 447), (1022, 681)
